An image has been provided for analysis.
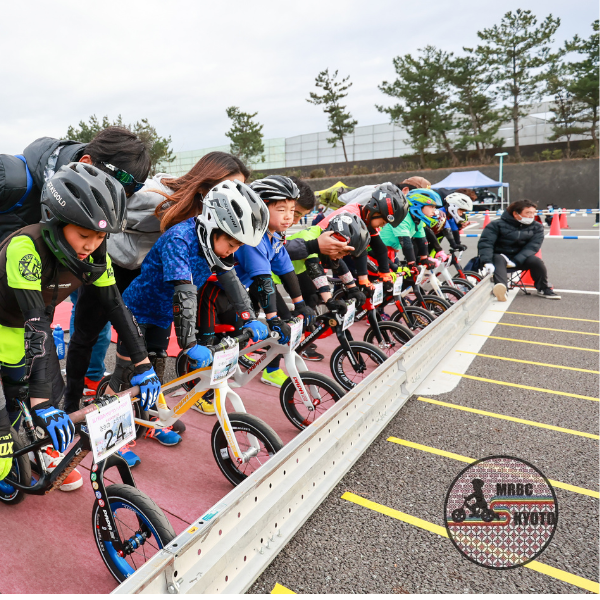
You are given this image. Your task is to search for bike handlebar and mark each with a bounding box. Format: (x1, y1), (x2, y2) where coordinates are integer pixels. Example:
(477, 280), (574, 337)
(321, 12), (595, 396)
(68, 385), (142, 424)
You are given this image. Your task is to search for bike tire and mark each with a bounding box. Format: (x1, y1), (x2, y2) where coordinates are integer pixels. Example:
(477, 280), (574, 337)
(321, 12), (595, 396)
(411, 294), (451, 316)
(211, 412), (283, 487)
(439, 285), (465, 304)
(363, 321), (414, 358)
(97, 376), (149, 437)
(330, 341), (388, 391)
(280, 371), (346, 430)
(451, 278), (474, 294)
(463, 270), (483, 284)
(0, 427), (31, 506)
(390, 306), (436, 333)
(93, 483), (176, 583)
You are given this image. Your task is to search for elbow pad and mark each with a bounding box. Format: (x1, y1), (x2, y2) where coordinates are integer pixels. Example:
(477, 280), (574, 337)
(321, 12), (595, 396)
(23, 308), (53, 399)
(305, 260), (329, 293)
(216, 270), (256, 322)
(173, 283), (198, 350)
(249, 275), (275, 310)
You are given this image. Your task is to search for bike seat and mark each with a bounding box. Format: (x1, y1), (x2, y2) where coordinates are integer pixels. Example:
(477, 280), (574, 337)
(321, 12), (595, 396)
(215, 324), (236, 334)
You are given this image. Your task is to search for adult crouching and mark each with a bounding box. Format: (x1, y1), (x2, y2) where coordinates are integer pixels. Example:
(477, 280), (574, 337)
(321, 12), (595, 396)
(478, 199), (560, 301)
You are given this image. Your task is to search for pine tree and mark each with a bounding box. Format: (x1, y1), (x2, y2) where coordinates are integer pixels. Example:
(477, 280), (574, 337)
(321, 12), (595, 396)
(225, 107), (265, 166)
(377, 46), (459, 168)
(564, 20), (599, 156)
(66, 115), (174, 176)
(448, 49), (504, 163)
(477, 9), (561, 161)
(307, 69), (357, 162)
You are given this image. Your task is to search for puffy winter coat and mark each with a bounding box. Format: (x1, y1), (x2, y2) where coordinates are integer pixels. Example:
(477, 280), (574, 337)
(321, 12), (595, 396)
(478, 211), (544, 266)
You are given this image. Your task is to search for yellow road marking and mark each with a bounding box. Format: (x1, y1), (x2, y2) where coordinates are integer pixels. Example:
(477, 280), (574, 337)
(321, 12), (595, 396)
(491, 310), (600, 323)
(271, 583), (296, 594)
(456, 350), (600, 374)
(483, 321), (599, 336)
(386, 437), (599, 499)
(342, 492), (600, 594)
(442, 371), (599, 402)
(416, 396), (599, 440)
(470, 334), (599, 352)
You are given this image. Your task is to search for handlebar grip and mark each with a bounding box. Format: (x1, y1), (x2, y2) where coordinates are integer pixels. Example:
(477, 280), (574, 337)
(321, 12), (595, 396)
(68, 385), (141, 424)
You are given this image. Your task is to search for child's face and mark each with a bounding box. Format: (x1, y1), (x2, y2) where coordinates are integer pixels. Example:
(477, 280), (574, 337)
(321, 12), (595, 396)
(63, 224), (106, 261)
(458, 208), (466, 217)
(369, 213), (386, 229)
(293, 203), (311, 225)
(268, 199), (295, 232)
(422, 205), (437, 218)
(213, 232), (243, 258)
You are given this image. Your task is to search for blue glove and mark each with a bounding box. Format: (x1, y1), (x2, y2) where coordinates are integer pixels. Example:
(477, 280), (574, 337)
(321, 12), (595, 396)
(267, 316), (292, 344)
(292, 301), (316, 327)
(130, 365), (161, 411)
(244, 320), (269, 342)
(33, 401), (75, 454)
(185, 344), (213, 369)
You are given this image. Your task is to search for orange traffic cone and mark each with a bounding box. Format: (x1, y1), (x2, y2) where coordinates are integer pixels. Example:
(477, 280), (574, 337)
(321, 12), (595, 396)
(520, 249), (542, 287)
(549, 211), (561, 236)
(482, 210), (491, 228)
(560, 208), (569, 229)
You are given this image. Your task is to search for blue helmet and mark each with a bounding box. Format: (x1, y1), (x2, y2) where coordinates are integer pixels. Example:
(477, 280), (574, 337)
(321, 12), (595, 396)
(407, 188), (442, 227)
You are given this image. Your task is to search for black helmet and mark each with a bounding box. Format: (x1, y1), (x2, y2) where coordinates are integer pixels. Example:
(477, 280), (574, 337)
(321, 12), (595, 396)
(250, 175), (300, 202)
(40, 162), (127, 284)
(325, 212), (370, 257)
(363, 183), (408, 228)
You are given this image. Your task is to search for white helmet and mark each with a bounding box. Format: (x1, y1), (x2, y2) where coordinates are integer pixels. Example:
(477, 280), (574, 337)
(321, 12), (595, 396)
(445, 192), (473, 223)
(195, 179), (269, 271)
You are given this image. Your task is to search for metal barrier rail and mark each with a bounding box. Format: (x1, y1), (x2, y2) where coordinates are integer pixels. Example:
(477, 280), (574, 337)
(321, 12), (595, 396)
(114, 276), (494, 595)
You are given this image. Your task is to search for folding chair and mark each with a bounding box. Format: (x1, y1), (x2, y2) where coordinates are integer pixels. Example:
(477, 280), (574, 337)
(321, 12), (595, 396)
(507, 267), (532, 295)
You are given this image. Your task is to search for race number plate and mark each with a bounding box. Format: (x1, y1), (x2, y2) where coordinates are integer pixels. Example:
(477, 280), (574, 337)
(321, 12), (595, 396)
(210, 343), (240, 385)
(372, 282), (384, 306)
(393, 276), (403, 296)
(289, 319), (304, 351)
(342, 300), (356, 331)
(86, 394), (135, 464)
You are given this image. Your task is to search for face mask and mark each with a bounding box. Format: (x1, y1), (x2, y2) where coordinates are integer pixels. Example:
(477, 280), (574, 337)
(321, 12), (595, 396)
(520, 217), (534, 225)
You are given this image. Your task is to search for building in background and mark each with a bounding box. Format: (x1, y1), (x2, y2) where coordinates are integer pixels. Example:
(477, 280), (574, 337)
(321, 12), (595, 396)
(159, 102), (588, 176)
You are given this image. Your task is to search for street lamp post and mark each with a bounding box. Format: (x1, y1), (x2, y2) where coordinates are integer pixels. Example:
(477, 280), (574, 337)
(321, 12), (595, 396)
(495, 152), (508, 211)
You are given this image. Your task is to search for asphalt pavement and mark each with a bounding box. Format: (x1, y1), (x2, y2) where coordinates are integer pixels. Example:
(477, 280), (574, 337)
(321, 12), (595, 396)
(250, 218), (599, 594)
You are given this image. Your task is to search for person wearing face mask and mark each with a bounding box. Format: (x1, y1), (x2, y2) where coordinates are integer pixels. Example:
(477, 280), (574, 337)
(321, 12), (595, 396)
(478, 199), (560, 301)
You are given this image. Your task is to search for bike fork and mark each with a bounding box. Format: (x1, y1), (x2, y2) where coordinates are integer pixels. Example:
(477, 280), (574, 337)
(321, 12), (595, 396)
(335, 326), (367, 372)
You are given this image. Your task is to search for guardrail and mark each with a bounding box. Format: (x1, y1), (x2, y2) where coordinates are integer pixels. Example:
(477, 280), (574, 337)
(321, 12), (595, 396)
(114, 276), (494, 595)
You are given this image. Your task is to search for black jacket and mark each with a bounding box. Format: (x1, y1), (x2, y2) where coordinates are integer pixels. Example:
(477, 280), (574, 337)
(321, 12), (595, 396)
(478, 211), (544, 266)
(0, 137), (86, 242)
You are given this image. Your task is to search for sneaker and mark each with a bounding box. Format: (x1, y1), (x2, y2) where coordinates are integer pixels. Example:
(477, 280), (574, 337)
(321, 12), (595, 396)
(83, 376), (102, 396)
(594, 223), (599, 228)
(192, 397), (216, 415)
(260, 368), (288, 388)
(537, 288), (561, 300)
(118, 442), (141, 468)
(145, 424), (182, 446)
(30, 445), (83, 491)
(493, 283), (507, 302)
(299, 346), (325, 362)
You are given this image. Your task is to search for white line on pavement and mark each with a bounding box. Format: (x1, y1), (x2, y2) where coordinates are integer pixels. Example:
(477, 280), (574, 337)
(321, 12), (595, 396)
(552, 289), (600, 295)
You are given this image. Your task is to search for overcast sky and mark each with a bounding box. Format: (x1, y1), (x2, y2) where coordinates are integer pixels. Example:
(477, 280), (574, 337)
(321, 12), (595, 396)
(1, 0), (597, 155)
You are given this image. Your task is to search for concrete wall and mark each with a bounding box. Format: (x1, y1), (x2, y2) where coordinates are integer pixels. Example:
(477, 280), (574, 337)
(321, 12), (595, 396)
(303, 158), (599, 210)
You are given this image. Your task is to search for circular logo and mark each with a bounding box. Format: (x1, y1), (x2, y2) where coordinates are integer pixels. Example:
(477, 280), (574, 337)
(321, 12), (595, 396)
(92, 463), (98, 472)
(98, 219), (107, 229)
(387, 214), (394, 222)
(98, 499), (105, 507)
(340, 215), (353, 224)
(444, 456), (558, 569)
(18, 254), (42, 282)
(95, 491), (102, 499)
(91, 473), (97, 481)
(92, 481), (99, 490)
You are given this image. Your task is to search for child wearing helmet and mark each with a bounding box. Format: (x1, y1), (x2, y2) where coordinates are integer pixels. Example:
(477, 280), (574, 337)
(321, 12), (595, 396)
(112, 179), (270, 426)
(318, 183), (408, 294)
(380, 188), (442, 272)
(232, 176), (317, 387)
(0, 163), (158, 490)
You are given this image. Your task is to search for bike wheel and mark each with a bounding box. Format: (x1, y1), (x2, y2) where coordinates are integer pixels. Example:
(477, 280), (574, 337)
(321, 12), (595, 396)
(481, 508), (495, 523)
(411, 294), (451, 317)
(440, 286), (464, 304)
(330, 341), (387, 391)
(97, 376), (149, 437)
(451, 278), (474, 294)
(363, 321), (413, 358)
(280, 372), (345, 430)
(463, 270), (483, 285)
(93, 483), (176, 583)
(211, 413), (283, 486)
(452, 507), (466, 523)
(391, 306), (435, 334)
(0, 427), (31, 506)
